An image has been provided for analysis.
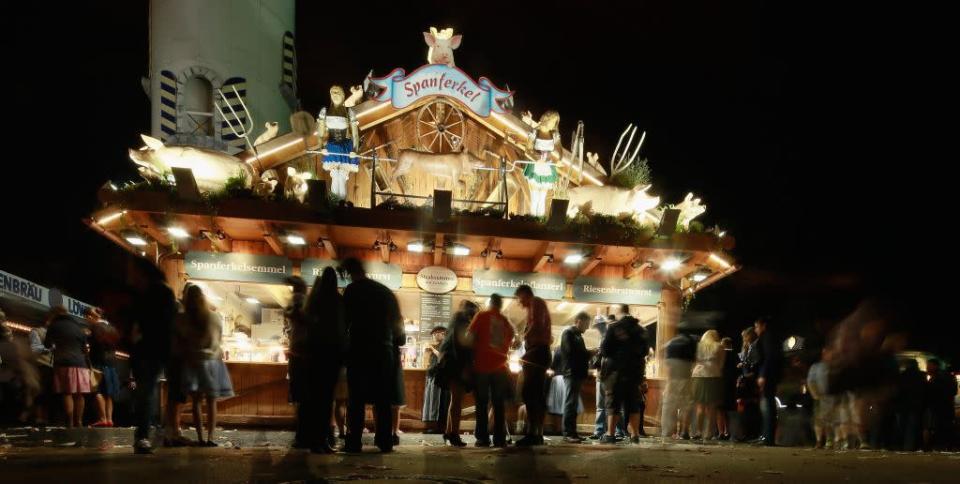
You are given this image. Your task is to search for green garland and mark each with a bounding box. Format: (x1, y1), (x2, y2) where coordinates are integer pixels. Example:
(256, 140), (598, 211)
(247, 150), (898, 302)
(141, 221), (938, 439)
(568, 213), (654, 245)
(608, 158), (652, 189)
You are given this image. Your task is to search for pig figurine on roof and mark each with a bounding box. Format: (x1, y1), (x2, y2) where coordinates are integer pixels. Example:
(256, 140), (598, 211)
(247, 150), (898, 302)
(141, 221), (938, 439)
(129, 135), (253, 192)
(423, 27), (462, 67)
(564, 124), (662, 224)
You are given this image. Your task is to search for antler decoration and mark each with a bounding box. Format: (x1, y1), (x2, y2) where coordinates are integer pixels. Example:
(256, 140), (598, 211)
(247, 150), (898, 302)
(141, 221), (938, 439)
(610, 123), (647, 175)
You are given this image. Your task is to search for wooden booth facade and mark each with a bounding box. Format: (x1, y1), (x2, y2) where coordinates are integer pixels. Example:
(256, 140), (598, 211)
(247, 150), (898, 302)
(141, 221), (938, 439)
(86, 28), (738, 432)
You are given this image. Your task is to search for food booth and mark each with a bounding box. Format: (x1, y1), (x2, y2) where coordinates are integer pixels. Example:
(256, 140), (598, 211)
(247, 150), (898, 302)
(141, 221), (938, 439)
(85, 28), (738, 431)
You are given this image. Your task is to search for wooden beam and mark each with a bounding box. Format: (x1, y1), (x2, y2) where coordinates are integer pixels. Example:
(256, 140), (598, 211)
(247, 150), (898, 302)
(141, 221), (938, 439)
(264, 233), (284, 255)
(625, 261), (652, 280)
(129, 212), (171, 246)
(203, 229), (232, 253)
(321, 238), (337, 259)
(83, 218), (140, 256)
(532, 242), (554, 272)
(378, 230), (391, 263)
(483, 237), (500, 270)
(317, 224), (337, 259)
(434, 233), (445, 266)
(579, 246), (607, 276)
(262, 223), (284, 256)
(624, 249), (651, 279)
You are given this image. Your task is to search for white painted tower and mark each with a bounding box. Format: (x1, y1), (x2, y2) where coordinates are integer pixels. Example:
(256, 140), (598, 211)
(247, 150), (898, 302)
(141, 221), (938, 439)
(145, 0), (296, 153)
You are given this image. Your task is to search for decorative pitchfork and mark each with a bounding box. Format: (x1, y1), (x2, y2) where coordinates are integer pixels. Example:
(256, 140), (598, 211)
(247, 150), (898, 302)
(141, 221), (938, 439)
(215, 86), (255, 152)
(609, 123), (647, 176)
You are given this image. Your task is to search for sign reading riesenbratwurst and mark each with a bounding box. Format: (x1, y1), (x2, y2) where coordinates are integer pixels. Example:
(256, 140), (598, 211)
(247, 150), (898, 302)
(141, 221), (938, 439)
(572, 276), (662, 305)
(300, 259), (402, 289)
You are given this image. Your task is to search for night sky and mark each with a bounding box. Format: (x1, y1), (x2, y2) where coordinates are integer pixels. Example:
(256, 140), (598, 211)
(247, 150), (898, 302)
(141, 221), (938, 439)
(6, 2), (949, 359)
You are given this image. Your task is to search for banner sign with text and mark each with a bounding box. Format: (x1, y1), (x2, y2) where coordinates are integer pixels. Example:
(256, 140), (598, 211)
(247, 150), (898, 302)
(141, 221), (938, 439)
(369, 64), (513, 117)
(1, 269), (51, 307)
(572, 277), (662, 305)
(471, 269), (566, 300)
(300, 259), (402, 290)
(186, 251), (292, 285)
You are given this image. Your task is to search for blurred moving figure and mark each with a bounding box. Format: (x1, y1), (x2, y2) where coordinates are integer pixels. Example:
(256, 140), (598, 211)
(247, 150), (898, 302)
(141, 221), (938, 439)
(924, 358), (957, 450)
(0, 310), (40, 424)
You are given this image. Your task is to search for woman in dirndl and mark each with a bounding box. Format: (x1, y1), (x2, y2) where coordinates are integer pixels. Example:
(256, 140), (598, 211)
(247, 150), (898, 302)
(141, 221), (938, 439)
(43, 307), (92, 428)
(178, 285), (234, 446)
(523, 110), (561, 217)
(318, 85), (359, 199)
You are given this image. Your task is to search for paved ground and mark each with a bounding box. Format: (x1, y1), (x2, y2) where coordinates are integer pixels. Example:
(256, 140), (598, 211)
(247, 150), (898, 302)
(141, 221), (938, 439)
(2, 427), (958, 483)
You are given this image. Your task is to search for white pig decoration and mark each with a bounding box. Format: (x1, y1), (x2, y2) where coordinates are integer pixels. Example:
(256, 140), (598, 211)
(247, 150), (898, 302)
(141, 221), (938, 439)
(423, 27), (462, 67)
(129, 135), (253, 192)
(566, 184), (661, 224)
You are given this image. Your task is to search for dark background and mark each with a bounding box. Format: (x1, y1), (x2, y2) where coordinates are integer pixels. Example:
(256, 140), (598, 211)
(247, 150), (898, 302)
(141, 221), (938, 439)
(5, 2), (949, 359)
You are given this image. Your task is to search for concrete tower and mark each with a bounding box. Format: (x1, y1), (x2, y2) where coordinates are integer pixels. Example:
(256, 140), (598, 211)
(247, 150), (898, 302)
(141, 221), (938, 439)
(144, 0), (296, 154)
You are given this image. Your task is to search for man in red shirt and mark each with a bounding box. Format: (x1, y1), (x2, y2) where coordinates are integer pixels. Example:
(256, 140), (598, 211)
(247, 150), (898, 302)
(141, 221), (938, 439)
(467, 293), (515, 447)
(514, 284), (552, 446)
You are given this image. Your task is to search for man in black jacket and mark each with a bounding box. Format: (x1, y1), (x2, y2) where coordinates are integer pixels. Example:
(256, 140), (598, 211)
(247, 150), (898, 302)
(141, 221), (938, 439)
(754, 317), (783, 446)
(342, 258), (404, 453)
(128, 258), (178, 455)
(560, 312), (592, 442)
(600, 305), (649, 444)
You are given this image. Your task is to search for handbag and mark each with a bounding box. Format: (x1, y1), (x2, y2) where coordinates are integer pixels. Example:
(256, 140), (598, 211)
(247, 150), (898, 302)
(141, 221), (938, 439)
(86, 355), (103, 391)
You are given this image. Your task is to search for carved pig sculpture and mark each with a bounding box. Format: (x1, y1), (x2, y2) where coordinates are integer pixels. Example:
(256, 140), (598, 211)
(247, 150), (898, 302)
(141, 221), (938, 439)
(394, 149), (484, 190)
(423, 27), (462, 67)
(129, 135), (253, 192)
(566, 184), (661, 223)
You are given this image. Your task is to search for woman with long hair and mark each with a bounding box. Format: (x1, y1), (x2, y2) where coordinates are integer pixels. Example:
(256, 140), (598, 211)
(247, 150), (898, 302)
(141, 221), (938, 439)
(304, 267), (346, 453)
(691, 329), (725, 439)
(437, 300), (480, 446)
(178, 285), (234, 446)
(717, 336), (740, 440)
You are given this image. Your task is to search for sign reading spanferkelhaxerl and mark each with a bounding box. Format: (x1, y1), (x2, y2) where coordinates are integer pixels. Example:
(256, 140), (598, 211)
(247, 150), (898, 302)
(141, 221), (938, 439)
(471, 270), (566, 300)
(186, 251), (292, 285)
(368, 64), (513, 117)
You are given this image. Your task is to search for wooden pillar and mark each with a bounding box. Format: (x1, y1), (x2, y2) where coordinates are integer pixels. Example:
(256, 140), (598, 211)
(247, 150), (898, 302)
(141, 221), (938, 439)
(656, 285), (682, 378)
(160, 257), (186, 299)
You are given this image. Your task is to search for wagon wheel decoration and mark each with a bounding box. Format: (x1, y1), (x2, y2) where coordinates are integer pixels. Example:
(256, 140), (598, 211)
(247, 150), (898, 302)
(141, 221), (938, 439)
(416, 99), (465, 153)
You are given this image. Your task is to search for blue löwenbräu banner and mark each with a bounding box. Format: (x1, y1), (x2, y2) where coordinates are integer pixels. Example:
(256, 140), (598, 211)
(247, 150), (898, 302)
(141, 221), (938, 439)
(185, 251), (292, 285)
(368, 65), (513, 117)
(471, 270), (566, 300)
(300, 259), (402, 290)
(572, 277), (662, 305)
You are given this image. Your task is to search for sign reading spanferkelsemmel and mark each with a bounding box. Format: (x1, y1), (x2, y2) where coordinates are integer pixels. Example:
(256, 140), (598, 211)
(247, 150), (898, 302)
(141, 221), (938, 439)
(471, 270), (566, 300)
(186, 251), (292, 284)
(572, 277), (662, 305)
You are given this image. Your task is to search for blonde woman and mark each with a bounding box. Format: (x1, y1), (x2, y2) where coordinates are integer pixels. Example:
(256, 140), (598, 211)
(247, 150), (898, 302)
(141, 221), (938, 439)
(523, 110), (561, 217)
(691, 330), (725, 439)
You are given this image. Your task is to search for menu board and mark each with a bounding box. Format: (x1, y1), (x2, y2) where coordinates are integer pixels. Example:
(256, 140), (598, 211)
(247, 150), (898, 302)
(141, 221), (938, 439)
(419, 293), (452, 339)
